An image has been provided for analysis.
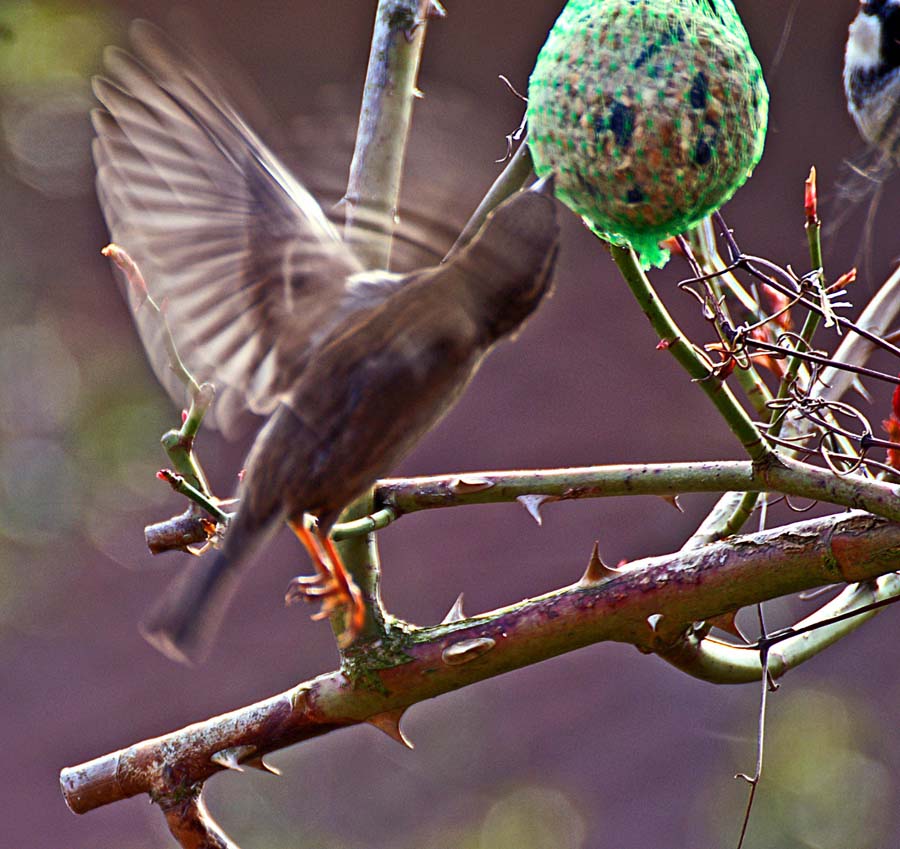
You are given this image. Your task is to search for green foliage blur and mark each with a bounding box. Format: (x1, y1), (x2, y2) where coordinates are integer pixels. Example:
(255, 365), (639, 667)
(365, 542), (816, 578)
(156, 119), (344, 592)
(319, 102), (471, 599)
(703, 686), (894, 848)
(0, 1), (171, 639)
(0, 0), (113, 85)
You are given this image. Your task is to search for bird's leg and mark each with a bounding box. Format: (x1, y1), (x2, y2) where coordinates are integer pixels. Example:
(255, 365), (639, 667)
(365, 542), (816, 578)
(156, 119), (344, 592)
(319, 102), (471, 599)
(320, 533), (366, 637)
(284, 520), (365, 648)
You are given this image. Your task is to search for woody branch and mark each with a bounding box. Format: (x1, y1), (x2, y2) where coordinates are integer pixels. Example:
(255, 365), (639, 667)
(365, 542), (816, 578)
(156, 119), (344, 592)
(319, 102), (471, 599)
(61, 509), (900, 816)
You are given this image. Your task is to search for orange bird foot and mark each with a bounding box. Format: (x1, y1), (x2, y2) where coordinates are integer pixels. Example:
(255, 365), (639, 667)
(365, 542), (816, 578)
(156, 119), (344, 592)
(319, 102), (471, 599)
(285, 520), (365, 648)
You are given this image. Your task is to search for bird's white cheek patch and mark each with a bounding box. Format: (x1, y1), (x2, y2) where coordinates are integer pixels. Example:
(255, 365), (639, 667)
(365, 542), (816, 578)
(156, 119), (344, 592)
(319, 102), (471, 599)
(846, 14), (884, 71)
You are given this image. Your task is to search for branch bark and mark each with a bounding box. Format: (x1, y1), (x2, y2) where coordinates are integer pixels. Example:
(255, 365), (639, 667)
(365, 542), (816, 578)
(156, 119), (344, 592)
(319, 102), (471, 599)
(375, 458), (900, 523)
(343, 0), (438, 268)
(61, 510), (900, 816)
(160, 793), (238, 849)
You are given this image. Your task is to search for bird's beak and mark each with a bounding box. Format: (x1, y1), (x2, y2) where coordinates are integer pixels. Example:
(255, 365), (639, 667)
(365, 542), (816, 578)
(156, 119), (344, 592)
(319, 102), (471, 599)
(529, 175), (556, 196)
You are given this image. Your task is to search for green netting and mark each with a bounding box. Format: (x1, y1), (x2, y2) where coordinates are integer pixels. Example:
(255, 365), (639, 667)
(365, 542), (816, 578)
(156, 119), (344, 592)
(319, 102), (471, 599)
(527, 0), (768, 268)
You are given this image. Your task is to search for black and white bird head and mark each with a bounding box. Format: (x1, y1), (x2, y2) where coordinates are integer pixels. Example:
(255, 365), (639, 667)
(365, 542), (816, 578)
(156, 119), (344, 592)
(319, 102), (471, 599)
(844, 0), (900, 157)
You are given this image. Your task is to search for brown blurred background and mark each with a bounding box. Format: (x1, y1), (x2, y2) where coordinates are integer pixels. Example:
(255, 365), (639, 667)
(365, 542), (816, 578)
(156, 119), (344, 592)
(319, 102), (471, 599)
(3, 1), (900, 847)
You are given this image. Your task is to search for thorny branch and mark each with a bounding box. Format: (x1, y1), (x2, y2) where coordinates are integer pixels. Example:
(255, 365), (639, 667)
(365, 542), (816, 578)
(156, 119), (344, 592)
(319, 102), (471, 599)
(86, 161), (900, 849)
(342, 0), (439, 269)
(60, 511), (900, 817)
(66, 6), (900, 848)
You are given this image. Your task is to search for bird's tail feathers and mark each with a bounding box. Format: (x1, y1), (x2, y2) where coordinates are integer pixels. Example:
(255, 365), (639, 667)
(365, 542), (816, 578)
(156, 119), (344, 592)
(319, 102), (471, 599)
(141, 510), (283, 664)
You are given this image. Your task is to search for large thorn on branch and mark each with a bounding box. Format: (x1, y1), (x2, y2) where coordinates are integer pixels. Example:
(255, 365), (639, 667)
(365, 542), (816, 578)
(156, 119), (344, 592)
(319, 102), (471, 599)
(210, 745), (256, 773)
(580, 541), (620, 584)
(517, 494), (551, 525)
(366, 708), (414, 749)
(441, 592), (467, 624)
(708, 611), (747, 642)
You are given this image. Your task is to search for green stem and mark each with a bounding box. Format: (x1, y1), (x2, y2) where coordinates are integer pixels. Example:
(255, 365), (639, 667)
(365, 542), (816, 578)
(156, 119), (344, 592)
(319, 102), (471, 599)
(332, 508), (396, 541)
(681, 220), (769, 544)
(375, 459), (900, 524)
(157, 471), (231, 524)
(334, 491), (389, 645)
(146, 458), (900, 551)
(160, 383), (215, 496)
(343, 0), (436, 268)
(657, 573), (900, 684)
(766, 205), (824, 440)
(609, 244), (769, 461)
(684, 490), (760, 549)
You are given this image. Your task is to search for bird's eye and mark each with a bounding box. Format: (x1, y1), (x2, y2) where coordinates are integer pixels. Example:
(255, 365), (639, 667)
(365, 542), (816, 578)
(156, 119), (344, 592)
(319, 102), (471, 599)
(885, 10), (900, 41)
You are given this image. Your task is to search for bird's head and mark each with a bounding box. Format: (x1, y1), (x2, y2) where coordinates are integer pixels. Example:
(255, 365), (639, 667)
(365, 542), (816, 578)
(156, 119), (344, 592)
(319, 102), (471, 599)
(845, 0), (900, 151)
(846, 1), (900, 89)
(455, 180), (560, 342)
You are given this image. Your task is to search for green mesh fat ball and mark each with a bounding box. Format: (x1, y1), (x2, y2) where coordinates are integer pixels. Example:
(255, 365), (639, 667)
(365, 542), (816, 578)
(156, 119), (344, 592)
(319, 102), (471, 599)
(527, 0), (768, 268)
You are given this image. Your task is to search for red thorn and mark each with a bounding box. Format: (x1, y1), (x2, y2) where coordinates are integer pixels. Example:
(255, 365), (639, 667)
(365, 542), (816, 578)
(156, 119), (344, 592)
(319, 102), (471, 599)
(708, 611), (747, 642)
(749, 327), (786, 379)
(366, 708), (414, 749)
(245, 754), (282, 776)
(440, 593), (467, 624)
(237, 469), (246, 482)
(760, 285), (794, 331)
(882, 381), (900, 469)
(210, 745), (256, 773)
(660, 494), (683, 513)
(656, 337), (674, 351)
(517, 494), (550, 525)
(449, 476), (494, 493)
(441, 637), (496, 665)
(717, 357), (737, 378)
(156, 470), (169, 481)
(829, 268), (857, 293)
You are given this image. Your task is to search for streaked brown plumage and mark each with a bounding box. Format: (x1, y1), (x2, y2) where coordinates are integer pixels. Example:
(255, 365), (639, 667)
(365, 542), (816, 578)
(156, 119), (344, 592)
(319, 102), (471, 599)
(92, 21), (560, 663)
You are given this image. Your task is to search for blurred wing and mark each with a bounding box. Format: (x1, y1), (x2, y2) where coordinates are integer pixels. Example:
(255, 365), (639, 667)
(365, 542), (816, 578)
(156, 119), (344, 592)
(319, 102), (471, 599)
(91, 20), (368, 437)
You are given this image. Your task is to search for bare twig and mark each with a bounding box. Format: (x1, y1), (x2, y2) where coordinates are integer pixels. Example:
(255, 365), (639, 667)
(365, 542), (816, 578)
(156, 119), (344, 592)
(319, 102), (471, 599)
(145, 508), (217, 556)
(103, 244), (215, 496)
(144, 456), (900, 555)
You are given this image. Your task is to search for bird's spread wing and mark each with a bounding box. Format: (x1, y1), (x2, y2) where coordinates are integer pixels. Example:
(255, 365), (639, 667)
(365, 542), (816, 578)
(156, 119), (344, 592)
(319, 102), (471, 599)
(92, 20), (368, 437)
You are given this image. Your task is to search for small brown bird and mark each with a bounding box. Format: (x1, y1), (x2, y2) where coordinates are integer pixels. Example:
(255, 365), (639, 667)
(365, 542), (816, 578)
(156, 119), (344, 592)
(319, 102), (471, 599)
(92, 22), (560, 663)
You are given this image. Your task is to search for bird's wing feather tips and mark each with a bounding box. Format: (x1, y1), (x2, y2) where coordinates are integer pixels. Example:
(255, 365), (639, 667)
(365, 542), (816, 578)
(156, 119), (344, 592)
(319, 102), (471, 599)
(92, 21), (372, 438)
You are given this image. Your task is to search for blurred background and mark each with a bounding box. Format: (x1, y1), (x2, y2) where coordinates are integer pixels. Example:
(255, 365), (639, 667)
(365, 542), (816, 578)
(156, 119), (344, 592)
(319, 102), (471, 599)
(3, 1), (900, 846)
